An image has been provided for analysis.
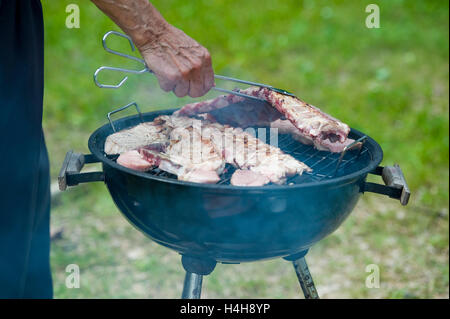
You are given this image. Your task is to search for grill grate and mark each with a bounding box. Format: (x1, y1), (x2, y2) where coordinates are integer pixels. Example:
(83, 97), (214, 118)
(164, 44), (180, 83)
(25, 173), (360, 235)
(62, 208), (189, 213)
(113, 133), (371, 186)
(281, 135), (370, 184)
(216, 134), (370, 185)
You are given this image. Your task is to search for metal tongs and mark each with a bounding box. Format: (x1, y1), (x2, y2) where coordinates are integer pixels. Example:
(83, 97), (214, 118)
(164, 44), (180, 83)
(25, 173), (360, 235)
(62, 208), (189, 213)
(93, 31), (295, 102)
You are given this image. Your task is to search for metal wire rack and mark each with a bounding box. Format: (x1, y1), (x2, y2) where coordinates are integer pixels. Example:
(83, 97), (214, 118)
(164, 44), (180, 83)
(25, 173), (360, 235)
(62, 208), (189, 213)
(214, 133), (369, 185)
(110, 131), (370, 186)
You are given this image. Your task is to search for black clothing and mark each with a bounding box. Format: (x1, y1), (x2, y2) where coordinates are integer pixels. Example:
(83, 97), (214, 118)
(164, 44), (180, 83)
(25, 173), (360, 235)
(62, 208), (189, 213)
(0, 0), (52, 298)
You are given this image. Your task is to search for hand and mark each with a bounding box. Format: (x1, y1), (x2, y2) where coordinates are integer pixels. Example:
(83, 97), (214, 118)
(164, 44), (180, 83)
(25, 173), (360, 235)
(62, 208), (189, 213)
(138, 24), (215, 98)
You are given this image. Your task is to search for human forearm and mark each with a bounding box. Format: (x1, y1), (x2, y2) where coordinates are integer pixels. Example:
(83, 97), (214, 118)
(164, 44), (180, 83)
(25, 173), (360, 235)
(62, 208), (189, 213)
(91, 0), (214, 98)
(91, 0), (168, 48)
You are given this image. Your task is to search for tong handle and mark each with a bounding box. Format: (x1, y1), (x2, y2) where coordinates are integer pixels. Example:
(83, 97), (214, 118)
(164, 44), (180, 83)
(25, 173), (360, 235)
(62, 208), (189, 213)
(214, 74), (295, 97)
(211, 87), (266, 103)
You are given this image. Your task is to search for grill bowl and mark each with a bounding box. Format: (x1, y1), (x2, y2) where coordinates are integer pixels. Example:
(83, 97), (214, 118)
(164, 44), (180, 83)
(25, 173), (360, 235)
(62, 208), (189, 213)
(88, 108), (383, 262)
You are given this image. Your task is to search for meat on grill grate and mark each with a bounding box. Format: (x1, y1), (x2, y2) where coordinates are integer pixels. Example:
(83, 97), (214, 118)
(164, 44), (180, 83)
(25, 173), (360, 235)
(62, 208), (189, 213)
(116, 149), (154, 171)
(270, 119), (355, 153)
(174, 87), (351, 153)
(230, 169), (270, 187)
(106, 115), (311, 185)
(104, 122), (169, 154)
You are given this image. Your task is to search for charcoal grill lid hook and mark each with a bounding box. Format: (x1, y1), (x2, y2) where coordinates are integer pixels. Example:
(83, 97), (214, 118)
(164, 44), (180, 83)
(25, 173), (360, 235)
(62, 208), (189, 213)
(107, 101), (144, 132)
(333, 135), (368, 177)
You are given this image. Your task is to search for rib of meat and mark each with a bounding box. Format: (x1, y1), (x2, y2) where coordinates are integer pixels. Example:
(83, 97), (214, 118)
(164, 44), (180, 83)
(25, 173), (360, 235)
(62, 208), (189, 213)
(116, 150), (154, 171)
(108, 114), (311, 185)
(163, 125), (226, 175)
(104, 115), (200, 155)
(131, 116), (226, 184)
(230, 169), (270, 186)
(204, 125), (311, 184)
(174, 87), (351, 152)
(206, 100), (281, 127)
(139, 147), (163, 166)
(270, 119), (315, 146)
(173, 94), (245, 117)
(104, 122), (169, 155)
(271, 119), (356, 151)
(153, 114), (200, 130)
(158, 160), (221, 184)
(253, 88), (350, 147)
(106, 115), (226, 183)
(178, 168), (221, 184)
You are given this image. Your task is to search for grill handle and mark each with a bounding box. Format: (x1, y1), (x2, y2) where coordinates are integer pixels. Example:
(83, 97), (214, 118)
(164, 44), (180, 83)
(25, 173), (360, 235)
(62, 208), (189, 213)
(364, 164), (410, 205)
(58, 151), (105, 191)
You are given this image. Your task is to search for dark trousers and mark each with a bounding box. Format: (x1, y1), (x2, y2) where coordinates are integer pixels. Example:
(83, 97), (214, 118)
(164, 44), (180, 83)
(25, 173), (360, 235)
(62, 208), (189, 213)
(0, 0), (52, 298)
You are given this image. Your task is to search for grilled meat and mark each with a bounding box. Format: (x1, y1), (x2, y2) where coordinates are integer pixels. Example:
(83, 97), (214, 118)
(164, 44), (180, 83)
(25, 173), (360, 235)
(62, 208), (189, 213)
(107, 114), (311, 185)
(230, 169), (270, 187)
(178, 168), (221, 184)
(174, 87), (351, 153)
(203, 125), (311, 184)
(139, 147), (163, 166)
(104, 122), (169, 154)
(270, 119), (315, 146)
(158, 160), (221, 184)
(163, 125), (226, 175)
(105, 115), (228, 183)
(207, 100), (282, 127)
(117, 150), (155, 171)
(271, 119), (356, 152)
(104, 115), (201, 155)
(174, 94), (244, 117)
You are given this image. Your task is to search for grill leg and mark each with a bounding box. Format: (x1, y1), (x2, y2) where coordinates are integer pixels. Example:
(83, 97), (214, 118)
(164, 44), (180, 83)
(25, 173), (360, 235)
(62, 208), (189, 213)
(284, 250), (320, 299)
(292, 257), (319, 299)
(182, 272), (203, 299)
(180, 255), (216, 299)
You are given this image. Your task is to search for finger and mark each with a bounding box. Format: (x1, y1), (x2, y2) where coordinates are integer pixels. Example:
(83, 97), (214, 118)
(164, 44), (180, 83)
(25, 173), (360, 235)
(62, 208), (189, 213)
(155, 72), (177, 92)
(189, 79), (203, 98)
(173, 79), (190, 97)
(186, 52), (214, 97)
(201, 51), (215, 94)
(202, 65), (215, 94)
(188, 62), (204, 98)
(153, 50), (186, 93)
(141, 50), (178, 92)
(178, 53), (202, 98)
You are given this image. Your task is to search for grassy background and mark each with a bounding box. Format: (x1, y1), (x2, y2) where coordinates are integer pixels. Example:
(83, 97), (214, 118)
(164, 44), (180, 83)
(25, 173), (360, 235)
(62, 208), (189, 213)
(42, 0), (448, 298)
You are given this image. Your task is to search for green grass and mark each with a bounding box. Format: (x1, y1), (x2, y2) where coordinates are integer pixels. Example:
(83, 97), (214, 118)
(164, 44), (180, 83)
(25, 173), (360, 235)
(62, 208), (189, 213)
(42, 0), (448, 298)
